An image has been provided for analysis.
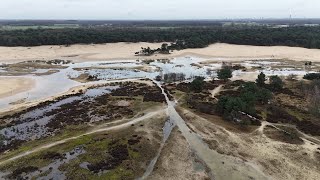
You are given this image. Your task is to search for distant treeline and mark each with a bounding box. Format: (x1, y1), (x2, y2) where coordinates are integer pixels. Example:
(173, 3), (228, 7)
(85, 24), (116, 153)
(1, 26), (320, 48)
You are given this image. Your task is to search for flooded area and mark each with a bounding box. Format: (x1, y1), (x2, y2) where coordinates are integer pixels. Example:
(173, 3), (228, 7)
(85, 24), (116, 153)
(0, 86), (118, 147)
(1, 57), (317, 111)
(0, 56), (319, 179)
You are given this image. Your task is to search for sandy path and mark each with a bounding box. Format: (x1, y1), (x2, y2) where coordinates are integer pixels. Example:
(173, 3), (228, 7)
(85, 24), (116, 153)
(1, 43), (320, 63)
(0, 77), (35, 99)
(210, 85), (223, 99)
(0, 109), (165, 166)
(154, 80), (269, 180)
(179, 108), (320, 180)
(148, 128), (210, 180)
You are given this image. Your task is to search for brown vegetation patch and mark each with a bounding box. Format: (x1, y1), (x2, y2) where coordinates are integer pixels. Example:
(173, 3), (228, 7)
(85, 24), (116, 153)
(87, 143), (129, 173)
(264, 126), (304, 145)
(0, 60), (68, 76)
(111, 82), (165, 103)
(266, 105), (299, 124)
(177, 107), (257, 134)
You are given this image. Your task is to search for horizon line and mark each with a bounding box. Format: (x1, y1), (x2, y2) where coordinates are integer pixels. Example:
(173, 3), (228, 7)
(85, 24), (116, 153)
(1, 18), (320, 21)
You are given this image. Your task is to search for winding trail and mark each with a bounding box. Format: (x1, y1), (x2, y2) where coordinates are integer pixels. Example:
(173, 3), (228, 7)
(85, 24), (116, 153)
(1, 81), (271, 179)
(153, 81), (269, 180)
(0, 109), (164, 166)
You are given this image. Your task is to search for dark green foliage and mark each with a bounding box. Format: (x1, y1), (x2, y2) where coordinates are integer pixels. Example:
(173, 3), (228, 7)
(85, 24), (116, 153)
(217, 82), (273, 120)
(140, 47), (153, 55)
(256, 72), (267, 86)
(269, 76), (284, 91)
(161, 43), (169, 53)
(2, 26), (320, 49)
(218, 96), (246, 114)
(217, 67), (233, 81)
(190, 76), (205, 93)
(303, 73), (320, 80)
(0, 134), (4, 146)
(256, 88), (273, 104)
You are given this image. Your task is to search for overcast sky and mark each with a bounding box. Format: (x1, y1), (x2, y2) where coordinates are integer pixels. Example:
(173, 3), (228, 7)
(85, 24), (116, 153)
(0, 0), (319, 20)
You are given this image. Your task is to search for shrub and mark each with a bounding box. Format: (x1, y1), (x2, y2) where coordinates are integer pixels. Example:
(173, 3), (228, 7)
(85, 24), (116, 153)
(303, 73), (320, 80)
(256, 88), (272, 104)
(269, 75), (284, 91)
(217, 67), (233, 81)
(256, 72), (267, 86)
(190, 76), (205, 93)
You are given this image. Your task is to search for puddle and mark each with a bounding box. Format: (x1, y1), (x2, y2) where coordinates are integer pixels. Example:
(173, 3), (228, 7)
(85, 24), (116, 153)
(0, 57), (314, 179)
(79, 162), (90, 170)
(2, 57), (311, 111)
(138, 80), (269, 180)
(0, 86), (119, 148)
(0, 146), (86, 180)
(139, 116), (176, 180)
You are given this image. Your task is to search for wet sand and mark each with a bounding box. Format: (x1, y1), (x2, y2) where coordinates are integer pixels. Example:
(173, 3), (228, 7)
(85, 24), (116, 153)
(1, 43), (320, 63)
(0, 77), (35, 99)
(149, 128), (210, 180)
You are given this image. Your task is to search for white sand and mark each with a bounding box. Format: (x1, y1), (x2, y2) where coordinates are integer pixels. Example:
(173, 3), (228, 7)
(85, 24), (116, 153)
(0, 42), (164, 63)
(1, 43), (320, 63)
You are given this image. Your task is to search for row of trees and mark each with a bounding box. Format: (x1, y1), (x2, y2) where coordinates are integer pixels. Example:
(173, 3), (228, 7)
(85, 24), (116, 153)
(1, 26), (320, 48)
(136, 43), (173, 56)
(256, 72), (284, 91)
(161, 73), (186, 83)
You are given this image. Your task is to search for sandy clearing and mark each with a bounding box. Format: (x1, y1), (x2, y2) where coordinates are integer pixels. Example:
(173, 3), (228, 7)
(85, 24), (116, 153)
(179, 107), (320, 180)
(0, 42), (164, 63)
(1, 43), (320, 63)
(0, 77), (35, 99)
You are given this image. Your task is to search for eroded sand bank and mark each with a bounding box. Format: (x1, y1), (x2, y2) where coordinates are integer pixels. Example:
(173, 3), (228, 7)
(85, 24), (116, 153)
(1, 43), (320, 63)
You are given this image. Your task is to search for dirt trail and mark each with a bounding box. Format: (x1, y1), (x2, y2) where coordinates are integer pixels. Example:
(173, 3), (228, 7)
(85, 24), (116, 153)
(154, 81), (269, 180)
(210, 85), (223, 99)
(179, 107), (320, 180)
(0, 109), (165, 166)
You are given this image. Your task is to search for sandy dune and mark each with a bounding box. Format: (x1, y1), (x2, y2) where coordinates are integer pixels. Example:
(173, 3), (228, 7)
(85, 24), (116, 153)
(0, 42), (164, 63)
(0, 77), (35, 99)
(1, 43), (320, 63)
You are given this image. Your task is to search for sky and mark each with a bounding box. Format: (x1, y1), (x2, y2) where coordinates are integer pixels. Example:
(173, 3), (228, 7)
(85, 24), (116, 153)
(0, 0), (319, 20)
